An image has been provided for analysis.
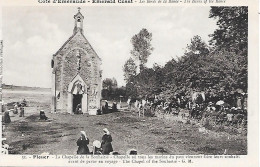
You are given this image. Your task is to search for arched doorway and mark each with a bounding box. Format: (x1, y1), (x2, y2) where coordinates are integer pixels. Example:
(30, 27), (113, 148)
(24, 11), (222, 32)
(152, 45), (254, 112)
(72, 82), (83, 113)
(68, 74), (88, 114)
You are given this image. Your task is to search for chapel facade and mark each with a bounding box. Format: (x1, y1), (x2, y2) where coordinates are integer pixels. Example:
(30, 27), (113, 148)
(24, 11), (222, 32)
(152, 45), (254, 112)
(51, 8), (102, 115)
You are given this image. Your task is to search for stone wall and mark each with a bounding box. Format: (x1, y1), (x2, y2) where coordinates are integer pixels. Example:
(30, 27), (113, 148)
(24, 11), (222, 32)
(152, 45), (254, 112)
(52, 31), (102, 113)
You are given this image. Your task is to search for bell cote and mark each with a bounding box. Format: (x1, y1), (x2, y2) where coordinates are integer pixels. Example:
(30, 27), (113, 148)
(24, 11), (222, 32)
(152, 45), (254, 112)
(73, 7), (84, 34)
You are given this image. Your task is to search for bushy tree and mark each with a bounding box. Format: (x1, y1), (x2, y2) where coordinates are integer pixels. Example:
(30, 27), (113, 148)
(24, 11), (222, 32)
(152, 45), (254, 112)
(102, 78), (119, 100)
(209, 6), (248, 52)
(185, 35), (209, 55)
(125, 7), (248, 101)
(102, 78), (114, 90)
(123, 57), (137, 82)
(130, 28), (154, 71)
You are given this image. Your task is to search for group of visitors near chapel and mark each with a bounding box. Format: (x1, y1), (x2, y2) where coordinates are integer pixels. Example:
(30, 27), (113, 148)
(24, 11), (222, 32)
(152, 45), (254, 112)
(73, 100), (118, 115)
(76, 128), (117, 155)
(1, 99), (27, 124)
(127, 87), (247, 126)
(2, 99), (49, 124)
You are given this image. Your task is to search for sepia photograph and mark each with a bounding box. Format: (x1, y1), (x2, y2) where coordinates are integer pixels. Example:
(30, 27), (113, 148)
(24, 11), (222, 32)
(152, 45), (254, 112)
(1, 6), (248, 156)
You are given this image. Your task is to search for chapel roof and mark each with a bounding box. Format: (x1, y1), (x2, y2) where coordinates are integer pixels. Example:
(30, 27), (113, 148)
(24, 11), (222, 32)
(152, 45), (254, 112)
(53, 9), (101, 61)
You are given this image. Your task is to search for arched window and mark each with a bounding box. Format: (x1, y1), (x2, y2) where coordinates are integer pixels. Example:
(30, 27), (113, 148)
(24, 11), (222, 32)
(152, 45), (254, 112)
(77, 18), (81, 27)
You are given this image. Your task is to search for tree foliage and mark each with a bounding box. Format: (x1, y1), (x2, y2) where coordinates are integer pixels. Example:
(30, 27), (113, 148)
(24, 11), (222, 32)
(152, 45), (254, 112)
(186, 35), (209, 55)
(123, 57), (137, 82)
(102, 78), (126, 100)
(126, 37), (247, 101)
(102, 78), (117, 90)
(209, 6), (248, 52)
(130, 28), (154, 71)
(125, 7), (247, 102)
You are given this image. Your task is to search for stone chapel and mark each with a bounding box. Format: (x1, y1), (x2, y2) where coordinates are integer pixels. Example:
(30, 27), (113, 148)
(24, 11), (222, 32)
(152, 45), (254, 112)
(51, 8), (102, 115)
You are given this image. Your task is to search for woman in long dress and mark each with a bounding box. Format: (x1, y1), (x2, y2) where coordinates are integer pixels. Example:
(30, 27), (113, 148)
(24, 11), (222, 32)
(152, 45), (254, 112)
(101, 128), (113, 154)
(3, 110), (11, 124)
(76, 131), (90, 154)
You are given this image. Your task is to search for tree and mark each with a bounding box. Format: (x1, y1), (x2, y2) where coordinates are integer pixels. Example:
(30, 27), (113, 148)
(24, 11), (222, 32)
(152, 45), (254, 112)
(209, 7), (248, 52)
(209, 6), (248, 92)
(102, 78), (119, 100)
(102, 78), (114, 90)
(123, 57), (137, 82)
(185, 35), (209, 55)
(111, 77), (118, 89)
(114, 87), (126, 101)
(130, 28), (154, 71)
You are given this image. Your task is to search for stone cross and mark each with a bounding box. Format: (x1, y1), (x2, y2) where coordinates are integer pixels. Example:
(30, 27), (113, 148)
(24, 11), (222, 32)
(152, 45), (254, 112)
(76, 50), (81, 72)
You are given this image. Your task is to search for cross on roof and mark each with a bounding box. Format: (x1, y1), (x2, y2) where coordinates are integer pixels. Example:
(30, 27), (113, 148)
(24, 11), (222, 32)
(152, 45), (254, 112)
(78, 7), (81, 12)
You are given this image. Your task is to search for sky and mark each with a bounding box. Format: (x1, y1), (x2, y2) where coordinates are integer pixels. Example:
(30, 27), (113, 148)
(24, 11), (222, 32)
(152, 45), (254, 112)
(2, 6), (217, 88)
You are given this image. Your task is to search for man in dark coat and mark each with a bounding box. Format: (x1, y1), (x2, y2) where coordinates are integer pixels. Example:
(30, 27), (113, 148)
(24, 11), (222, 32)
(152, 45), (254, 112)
(101, 128), (113, 154)
(77, 131), (90, 154)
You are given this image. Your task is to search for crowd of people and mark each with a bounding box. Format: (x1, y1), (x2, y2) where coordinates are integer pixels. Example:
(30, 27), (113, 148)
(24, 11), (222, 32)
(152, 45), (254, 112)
(127, 88), (248, 127)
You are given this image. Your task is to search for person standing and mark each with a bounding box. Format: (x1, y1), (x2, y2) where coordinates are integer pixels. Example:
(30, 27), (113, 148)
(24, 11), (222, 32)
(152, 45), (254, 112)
(101, 128), (113, 154)
(76, 131), (90, 154)
(13, 103), (18, 114)
(237, 96), (242, 109)
(127, 98), (131, 110)
(104, 100), (109, 114)
(19, 106), (25, 117)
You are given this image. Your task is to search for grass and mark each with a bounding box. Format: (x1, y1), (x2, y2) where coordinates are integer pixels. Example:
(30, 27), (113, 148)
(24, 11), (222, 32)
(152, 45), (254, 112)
(2, 88), (247, 155)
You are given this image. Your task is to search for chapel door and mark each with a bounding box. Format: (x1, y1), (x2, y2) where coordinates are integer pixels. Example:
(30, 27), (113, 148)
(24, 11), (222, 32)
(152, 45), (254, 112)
(73, 94), (82, 113)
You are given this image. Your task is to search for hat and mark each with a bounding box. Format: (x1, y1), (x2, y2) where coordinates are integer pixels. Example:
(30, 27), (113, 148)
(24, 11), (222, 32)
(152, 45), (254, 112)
(93, 140), (101, 148)
(209, 102), (213, 105)
(103, 128), (110, 135)
(80, 131), (87, 139)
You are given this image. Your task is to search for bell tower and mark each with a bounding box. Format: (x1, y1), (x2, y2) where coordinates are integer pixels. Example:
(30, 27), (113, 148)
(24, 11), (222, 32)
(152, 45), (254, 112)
(73, 7), (84, 34)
